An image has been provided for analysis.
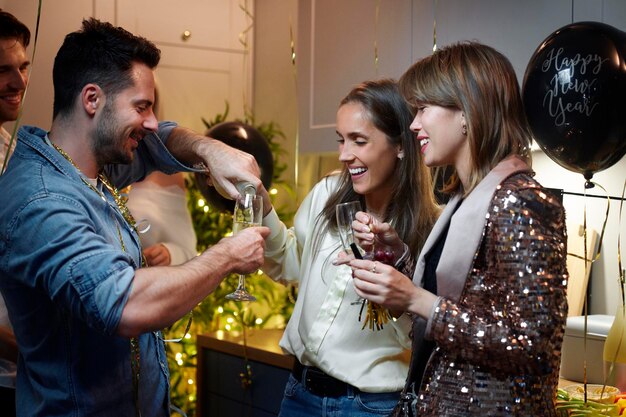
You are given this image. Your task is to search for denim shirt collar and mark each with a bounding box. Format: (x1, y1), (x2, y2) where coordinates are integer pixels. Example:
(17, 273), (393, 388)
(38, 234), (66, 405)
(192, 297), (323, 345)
(18, 125), (81, 181)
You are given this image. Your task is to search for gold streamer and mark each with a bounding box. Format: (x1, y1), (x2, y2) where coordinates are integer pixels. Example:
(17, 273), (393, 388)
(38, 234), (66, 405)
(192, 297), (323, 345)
(573, 180), (624, 402)
(567, 182), (611, 265)
(238, 0), (254, 47)
(289, 16), (300, 200)
(432, 0), (438, 52)
(1, 0), (42, 175)
(289, 18), (296, 68)
(564, 181), (613, 402)
(160, 312), (193, 343)
(607, 180), (626, 400)
(618, 180), (625, 305)
(238, 0), (254, 116)
(358, 299), (391, 331)
(374, 0), (380, 74)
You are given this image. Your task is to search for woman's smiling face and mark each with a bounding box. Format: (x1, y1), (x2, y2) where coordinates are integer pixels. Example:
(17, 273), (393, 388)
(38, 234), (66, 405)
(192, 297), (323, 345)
(336, 102), (400, 201)
(410, 104), (468, 171)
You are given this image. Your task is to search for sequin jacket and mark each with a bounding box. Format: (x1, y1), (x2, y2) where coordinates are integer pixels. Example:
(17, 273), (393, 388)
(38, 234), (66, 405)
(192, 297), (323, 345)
(408, 156), (568, 416)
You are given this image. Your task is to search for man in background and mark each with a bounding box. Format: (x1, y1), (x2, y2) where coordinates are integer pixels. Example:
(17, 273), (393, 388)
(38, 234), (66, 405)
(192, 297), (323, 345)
(0, 8), (29, 171)
(0, 9), (30, 416)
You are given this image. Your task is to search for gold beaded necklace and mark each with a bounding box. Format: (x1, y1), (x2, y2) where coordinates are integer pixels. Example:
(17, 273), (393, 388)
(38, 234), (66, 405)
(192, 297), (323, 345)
(52, 143), (143, 417)
(52, 143), (137, 229)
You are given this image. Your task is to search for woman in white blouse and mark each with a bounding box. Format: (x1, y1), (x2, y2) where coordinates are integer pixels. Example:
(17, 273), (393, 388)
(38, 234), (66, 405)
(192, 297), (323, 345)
(257, 79), (439, 417)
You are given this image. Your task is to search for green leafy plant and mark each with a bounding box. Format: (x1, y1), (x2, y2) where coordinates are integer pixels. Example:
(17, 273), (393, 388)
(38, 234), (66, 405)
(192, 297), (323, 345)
(163, 105), (296, 416)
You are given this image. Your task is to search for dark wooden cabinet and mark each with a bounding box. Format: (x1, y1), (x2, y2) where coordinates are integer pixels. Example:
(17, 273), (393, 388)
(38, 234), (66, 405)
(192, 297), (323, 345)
(197, 329), (294, 417)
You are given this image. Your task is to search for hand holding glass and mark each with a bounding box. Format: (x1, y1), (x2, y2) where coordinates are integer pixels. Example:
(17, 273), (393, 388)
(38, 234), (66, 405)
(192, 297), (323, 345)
(336, 201), (367, 306)
(225, 194), (263, 301)
(336, 201), (392, 330)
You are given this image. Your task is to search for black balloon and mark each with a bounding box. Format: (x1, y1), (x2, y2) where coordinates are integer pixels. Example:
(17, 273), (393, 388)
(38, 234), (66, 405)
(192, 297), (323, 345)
(522, 21), (626, 180)
(195, 121), (274, 212)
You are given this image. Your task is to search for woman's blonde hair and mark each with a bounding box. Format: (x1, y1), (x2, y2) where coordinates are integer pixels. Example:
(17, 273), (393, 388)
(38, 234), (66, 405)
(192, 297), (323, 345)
(399, 41), (532, 195)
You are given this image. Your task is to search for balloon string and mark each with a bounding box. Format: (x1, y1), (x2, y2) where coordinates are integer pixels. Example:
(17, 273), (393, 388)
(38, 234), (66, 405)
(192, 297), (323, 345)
(2, 0), (42, 175)
(563, 190), (626, 202)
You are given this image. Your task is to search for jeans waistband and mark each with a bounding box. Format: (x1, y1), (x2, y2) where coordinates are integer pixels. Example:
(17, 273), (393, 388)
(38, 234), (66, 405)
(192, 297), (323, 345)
(292, 360), (358, 398)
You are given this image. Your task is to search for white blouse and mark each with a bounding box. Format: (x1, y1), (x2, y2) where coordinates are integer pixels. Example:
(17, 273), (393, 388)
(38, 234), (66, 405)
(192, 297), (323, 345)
(262, 174), (412, 392)
(126, 180), (197, 265)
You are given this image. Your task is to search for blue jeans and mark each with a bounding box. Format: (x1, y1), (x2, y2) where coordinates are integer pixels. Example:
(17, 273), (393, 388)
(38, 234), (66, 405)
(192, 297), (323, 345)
(278, 374), (400, 417)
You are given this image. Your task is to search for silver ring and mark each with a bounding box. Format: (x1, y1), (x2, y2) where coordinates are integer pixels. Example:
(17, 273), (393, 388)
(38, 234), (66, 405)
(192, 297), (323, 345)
(370, 262), (377, 273)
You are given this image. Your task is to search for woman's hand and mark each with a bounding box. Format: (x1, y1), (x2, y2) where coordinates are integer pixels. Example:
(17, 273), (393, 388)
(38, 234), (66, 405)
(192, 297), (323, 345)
(351, 211), (376, 253)
(349, 258), (438, 318)
(143, 243), (172, 266)
(333, 249), (354, 266)
(352, 212), (407, 264)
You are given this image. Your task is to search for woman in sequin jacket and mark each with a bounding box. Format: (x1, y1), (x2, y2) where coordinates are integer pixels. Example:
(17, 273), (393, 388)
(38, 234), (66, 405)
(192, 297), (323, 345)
(348, 41), (568, 416)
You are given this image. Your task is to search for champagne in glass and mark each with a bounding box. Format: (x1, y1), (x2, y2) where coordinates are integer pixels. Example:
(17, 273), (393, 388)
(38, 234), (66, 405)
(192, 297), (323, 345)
(225, 193), (263, 301)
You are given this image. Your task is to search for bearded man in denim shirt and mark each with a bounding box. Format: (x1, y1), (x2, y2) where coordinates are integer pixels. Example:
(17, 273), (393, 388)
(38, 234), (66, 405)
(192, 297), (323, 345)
(0, 18), (269, 417)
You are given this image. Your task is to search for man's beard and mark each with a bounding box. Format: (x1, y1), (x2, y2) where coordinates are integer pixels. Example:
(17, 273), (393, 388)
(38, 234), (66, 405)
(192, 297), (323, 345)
(93, 100), (133, 167)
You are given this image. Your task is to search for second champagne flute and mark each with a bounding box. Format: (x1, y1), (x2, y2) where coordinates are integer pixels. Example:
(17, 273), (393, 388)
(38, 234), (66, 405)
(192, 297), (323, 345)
(336, 200), (368, 305)
(335, 200), (362, 255)
(225, 193), (263, 301)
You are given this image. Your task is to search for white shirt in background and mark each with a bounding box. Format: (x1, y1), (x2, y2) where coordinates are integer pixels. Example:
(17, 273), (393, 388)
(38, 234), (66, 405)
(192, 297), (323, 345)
(0, 126), (17, 389)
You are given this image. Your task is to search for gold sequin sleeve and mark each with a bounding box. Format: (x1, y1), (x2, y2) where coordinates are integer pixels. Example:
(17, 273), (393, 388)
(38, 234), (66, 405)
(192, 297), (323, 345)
(427, 175), (568, 377)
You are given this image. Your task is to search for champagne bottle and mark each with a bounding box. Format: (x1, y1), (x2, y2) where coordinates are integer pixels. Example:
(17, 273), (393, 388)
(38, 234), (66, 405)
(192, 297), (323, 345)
(236, 181), (257, 196)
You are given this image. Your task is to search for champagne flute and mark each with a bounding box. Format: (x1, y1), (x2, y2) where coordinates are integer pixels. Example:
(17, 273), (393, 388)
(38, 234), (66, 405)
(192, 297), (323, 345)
(335, 201), (363, 256)
(336, 201), (369, 305)
(225, 193), (263, 301)
(336, 201), (392, 330)
(335, 201), (376, 260)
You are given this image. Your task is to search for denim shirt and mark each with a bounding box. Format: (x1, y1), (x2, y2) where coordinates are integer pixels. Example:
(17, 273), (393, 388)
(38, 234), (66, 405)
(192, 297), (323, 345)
(0, 124), (196, 417)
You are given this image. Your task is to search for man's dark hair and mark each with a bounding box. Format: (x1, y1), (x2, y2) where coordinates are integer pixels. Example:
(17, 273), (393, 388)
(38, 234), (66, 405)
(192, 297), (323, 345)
(0, 9), (31, 47)
(52, 18), (160, 118)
